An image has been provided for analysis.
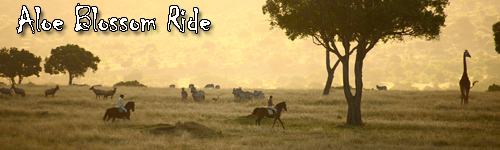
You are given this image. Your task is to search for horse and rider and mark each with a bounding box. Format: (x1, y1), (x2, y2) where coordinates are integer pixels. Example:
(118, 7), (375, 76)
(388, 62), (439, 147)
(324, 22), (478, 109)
(103, 94), (135, 122)
(251, 95), (287, 129)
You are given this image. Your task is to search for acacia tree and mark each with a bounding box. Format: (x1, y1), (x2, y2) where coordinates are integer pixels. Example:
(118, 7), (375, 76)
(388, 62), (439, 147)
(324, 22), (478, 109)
(0, 47), (42, 84)
(263, 0), (448, 126)
(494, 21), (500, 54)
(44, 44), (100, 85)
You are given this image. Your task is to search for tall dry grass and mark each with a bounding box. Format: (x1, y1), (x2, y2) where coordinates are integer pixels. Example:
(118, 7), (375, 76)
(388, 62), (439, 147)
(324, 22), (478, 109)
(0, 85), (499, 149)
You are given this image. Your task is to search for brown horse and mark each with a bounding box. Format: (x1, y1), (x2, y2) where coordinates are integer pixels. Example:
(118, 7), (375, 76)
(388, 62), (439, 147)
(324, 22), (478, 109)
(251, 101), (287, 129)
(102, 102), (135, 122)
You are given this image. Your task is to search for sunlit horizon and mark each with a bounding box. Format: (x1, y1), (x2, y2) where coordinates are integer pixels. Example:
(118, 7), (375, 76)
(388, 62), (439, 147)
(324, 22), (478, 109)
(1, 0), (499, 91)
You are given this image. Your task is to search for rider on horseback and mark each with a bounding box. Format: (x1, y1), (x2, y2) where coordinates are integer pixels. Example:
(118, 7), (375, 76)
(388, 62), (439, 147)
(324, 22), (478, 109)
(117, 94), (127, 118)
(267, 95), (277, 118)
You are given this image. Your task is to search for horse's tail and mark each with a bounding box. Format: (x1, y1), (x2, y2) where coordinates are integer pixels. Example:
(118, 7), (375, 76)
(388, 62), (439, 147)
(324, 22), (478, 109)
(103, 109), (109, 121)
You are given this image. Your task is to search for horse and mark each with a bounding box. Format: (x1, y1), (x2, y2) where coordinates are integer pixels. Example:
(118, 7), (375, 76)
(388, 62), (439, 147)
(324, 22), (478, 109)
(251, 101), (287, 129)
(102, 102), (135, 122)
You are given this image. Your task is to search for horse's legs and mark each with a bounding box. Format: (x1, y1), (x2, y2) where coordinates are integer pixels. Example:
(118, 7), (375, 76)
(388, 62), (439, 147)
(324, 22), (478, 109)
(278, 118), (285, 129)
(256, 117), (263, 126)
(272, 118), (278, 128)
(112, 117), (115, 122)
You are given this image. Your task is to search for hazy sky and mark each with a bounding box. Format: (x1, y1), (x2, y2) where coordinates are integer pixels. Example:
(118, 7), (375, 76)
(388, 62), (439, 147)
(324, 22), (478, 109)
(1, 0), (499, 91)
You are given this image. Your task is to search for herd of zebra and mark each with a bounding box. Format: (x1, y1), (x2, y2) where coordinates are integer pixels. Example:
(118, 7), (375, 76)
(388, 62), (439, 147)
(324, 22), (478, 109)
(0, 84), (59, 97)
(180, 84), (266, 102)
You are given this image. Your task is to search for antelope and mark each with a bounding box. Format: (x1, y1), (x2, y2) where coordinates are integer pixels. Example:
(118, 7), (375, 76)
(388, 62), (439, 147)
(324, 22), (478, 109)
(45, 85), (60, 97)
(89, 86), (106, 99)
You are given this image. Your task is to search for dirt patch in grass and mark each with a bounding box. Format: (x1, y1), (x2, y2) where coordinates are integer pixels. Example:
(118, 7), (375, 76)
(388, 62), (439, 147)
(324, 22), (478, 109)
(144, 122), (222, 138)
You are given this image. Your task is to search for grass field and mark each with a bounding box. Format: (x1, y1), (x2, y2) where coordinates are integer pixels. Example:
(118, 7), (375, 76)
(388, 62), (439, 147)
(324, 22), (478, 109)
(0, 85), (499, 149)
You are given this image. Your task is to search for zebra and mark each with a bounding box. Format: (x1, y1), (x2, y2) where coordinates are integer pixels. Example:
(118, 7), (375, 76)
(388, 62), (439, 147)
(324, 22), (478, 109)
(190, 87), (205, 101)
(253, 90), (265, 99)
(232, 87), (254, 100)
(205, 84), (215, 89)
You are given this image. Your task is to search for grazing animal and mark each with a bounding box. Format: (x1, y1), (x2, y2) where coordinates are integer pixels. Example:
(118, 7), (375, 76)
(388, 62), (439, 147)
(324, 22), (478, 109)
(253, 90), (265, 99)
(11, 84), (25, 97)
(459, 50), (478, 105)
(89, 86), (107, 99)
(215, 85), (220, 89)
(212, 95), (220, 102)
(189, 84), (195, 89)
(181, 88), (188, 100)
(45, 85), (60, 97)
(251, 101), (288, 129)
(0, 87), (13, 96)
(205, 84), (215, 89)
(376, 85), (387, 91)
(190, 87), (205, 101)
(104, 87), (117, 98)
(169, 84), (176, 88)
(232, 88), (254, 100)
(102, 102), (135, 122)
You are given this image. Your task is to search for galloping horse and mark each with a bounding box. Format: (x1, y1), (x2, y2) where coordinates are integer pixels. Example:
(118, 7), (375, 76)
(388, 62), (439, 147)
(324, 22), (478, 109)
(102, 102), (135, 122)
(251, 101), (287, 129)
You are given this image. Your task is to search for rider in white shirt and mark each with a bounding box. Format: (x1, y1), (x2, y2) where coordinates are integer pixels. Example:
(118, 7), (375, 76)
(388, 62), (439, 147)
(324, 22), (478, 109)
(117, 94), (127, 113)
(267, 95), (277, 118)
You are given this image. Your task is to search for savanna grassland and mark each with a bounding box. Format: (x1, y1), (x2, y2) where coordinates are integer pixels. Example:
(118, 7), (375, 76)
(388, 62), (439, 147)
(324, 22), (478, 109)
(0, 85), (499, 150)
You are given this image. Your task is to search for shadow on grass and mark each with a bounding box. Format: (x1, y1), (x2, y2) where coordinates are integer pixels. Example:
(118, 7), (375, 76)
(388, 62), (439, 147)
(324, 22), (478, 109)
(139, 122), (222, 138)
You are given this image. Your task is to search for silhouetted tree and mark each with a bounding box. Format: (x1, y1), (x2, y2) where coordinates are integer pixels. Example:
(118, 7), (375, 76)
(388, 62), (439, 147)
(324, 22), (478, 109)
(44, 44), (100, 85)
(263, 0), (448, 126)
(493, 21), (500, 54)
(0, 47), (42, 84)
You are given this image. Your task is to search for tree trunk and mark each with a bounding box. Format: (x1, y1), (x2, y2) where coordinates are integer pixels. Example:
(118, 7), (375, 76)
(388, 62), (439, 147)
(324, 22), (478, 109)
(323, 73), (334, 95)
(323, 49), (334, 95)
(68, 73), (73, 85)
(10, 78), (15, 85)
(346, 99), (362, 125)
(340, 42), (365, 126)
(323, 50), (343, 95)
(17, 75), (23, 85)
(346, 47), (367, 126)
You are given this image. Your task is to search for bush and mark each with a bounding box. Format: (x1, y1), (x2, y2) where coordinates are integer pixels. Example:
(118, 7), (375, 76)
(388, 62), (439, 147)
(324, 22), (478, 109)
(488, 84), (500, 92)
(114, 80), (147, 87)
(331, 85), (354, 89)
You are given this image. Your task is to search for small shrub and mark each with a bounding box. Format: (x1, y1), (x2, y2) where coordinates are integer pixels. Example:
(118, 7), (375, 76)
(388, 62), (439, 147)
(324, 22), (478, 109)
(113, 80), (147, 87)
(488, 84), (500, 92)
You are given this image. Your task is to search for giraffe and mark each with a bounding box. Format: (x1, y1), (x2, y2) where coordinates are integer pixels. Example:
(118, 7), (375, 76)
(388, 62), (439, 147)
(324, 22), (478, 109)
(459, 50), (473, 105)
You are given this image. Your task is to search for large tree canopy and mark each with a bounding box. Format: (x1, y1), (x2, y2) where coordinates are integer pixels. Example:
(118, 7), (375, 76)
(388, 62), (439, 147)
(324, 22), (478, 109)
(494, 21), (500, 54)
(44, 44), (100, 85)
(263, 0), (448, 126)
(0, 47), (42, 84)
